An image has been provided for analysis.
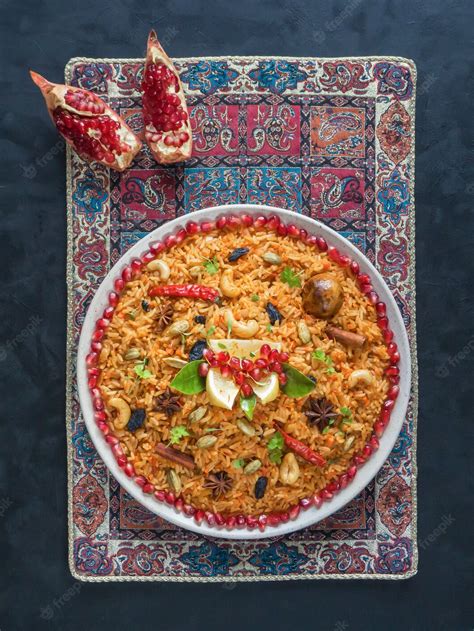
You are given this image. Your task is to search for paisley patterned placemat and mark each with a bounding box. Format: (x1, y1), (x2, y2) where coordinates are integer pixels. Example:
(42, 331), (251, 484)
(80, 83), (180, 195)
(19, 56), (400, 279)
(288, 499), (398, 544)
(66, 55), (418, 581)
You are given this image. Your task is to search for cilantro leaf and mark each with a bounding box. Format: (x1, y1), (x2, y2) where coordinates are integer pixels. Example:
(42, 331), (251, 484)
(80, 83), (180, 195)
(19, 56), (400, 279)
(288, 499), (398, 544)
(267, 431), (284, 464)
(232, 458), (245, 469)
(280, 266), (301, 288)
(312, 348), (337, 375)
(206, 325), (216, 338)
(134, 358), (153, 380)
(169, 425), (190, 445)
(240, 394), (257, 421)
(203, 257), (219, 275)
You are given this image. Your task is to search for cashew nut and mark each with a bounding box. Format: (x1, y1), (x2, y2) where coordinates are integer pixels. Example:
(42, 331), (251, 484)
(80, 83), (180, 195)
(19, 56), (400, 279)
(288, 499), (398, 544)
(220, 269), (240, 298)
(348, 369), (374, 388)
(146, 259), (170, 280)
(225, 310), (259, 339)
(109, 397), (131, 429)
(279, 452), (300, 485)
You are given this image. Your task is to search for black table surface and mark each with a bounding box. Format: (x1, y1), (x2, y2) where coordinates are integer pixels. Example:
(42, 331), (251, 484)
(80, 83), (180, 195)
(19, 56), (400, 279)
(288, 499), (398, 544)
(1, 0), (473, 629)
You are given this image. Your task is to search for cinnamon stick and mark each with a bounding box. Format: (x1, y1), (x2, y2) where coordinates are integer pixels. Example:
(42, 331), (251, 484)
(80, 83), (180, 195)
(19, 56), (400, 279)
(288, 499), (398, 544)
(155, 443), (195, 470)
(326, 325), (366, 349)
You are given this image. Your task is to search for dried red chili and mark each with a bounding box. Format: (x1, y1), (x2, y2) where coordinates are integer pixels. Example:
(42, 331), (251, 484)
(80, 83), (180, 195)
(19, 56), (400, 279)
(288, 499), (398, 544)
(149, 284), (220, 303)
(275, 423), (327, 467)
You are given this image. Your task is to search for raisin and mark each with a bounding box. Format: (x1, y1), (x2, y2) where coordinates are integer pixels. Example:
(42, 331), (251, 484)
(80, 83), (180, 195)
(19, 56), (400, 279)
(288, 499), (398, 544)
(194, 315), (206, 324)
(141, 300), (150, 312)
(189, 339), (207, 361)
(266, 302), (283, 325)
(254, 476), (268, 500)
(227, 247), (249, 262)
(127, 408), (146, 432)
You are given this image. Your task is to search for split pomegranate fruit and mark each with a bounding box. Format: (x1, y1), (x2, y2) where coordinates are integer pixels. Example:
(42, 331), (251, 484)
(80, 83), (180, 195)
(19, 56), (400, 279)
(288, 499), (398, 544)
(141, 30), (193, 163)
(30, 71), (142, 171)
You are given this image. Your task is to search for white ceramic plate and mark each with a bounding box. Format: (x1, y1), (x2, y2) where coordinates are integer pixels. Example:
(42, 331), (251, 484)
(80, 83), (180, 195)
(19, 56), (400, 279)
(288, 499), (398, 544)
(77, 204), (411, 539)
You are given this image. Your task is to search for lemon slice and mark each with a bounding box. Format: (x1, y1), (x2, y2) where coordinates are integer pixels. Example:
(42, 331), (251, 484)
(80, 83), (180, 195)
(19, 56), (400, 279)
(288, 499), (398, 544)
(206, 367), (240, 410)
(208, 339), (281, 359)
(250, 373), (280, 404)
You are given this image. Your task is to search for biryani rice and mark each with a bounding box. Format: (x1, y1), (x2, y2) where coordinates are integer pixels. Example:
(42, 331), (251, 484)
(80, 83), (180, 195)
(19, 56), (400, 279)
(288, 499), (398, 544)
(97, 226), (390, 515)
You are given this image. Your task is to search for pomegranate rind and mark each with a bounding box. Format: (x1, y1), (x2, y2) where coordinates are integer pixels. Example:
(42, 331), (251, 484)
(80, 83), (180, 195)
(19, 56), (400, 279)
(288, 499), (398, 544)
(30, 71), (142, 172)
(142, 31), (193, 164)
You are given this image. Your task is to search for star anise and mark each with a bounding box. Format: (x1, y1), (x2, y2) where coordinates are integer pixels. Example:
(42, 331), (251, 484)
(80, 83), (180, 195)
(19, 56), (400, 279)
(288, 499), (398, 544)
(203, 471), (233, 499)
(155, 301), (174, 331)
(154, 387), (182, 418)
(303, 397), (338, 431)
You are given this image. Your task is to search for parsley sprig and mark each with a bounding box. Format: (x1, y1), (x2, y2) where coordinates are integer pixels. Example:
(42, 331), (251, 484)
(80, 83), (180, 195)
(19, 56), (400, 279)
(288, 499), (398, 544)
(280, 266), (302, 288)
(169, 425), (190, 445)
(267, 432), (284, 464)
(312, 349), (336, 375)
(134, 357), (153, 380)
(203, 257), (219, 275)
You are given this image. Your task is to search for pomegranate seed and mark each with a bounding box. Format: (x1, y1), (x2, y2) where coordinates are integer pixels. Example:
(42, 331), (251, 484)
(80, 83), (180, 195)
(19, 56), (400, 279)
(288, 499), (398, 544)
(185, 221), (199, 234)
(229, 357), (241, 371)
(241, 214), (253, 227)
(93, 398), (104, 411)
(183, 503), (195, 516)
(267, 513), (282, 526)
(94, 410), (106, 422)
(216, 216), (227, 229)
(387, 342), (398, 355)
(347, 465), (357, 479)
(376, 301), (386, 316)
(258, 514), (268, 530)
(174, 498), (184, 511)
(367, 291), (379, 304)
(369, 435), (379, 450)
(117, 454), (127, 467)
(260, 344), (271, 357)
(378, 316), (389, 330)
(134, 475), (146, 487)
(383, 329), (394, 343)
(299, 228), (308, 241)
(200, 221), (214, 232)
(124, 463), (135, 477)
(220, 365), (231, 378)
(121, 266), (133, 282)
(97, 317), (110, 329)
(361, 284), (373, 295)
(339, 474), (349, 489)
(152, 489), (165, 502)
(289, 505), (300, 520)
(278, 352), (289, 362)
(92, 330), (104, 342)
(194, 510), (205, 524)
(362, 444), (372, 458)
(241, 359), (253, 372)
(286, 223), (299, 237)
(112, 444), (123, 458)
(205, 511), (216, 526)
(249, 367), (262, 381)
(108, 291), (119, 307)
(380, 408), (391, 424)
(216, 351), (229, 364)
(327, 480), (340, 493)
(321, 489), (333, 501)
(254, 215), (267, 228)
(246, 515), (258, 529)
(202, 348), (214, 362)
(270, 362), (283, 374)
(236, 514), (246, 527)
(374, 420), (385, 438)
(269, 349), (280, 362)
(175, 228), (187, 243)
(103, 306), (114, 319)
(226, 215), (240, 229)
(91, 341), (102, 353)
(277, 223), (288, 236)
(106, 435), (119, 446)
(164, 234), (177, 248)
(164, 491), (175, 505)
(215, 513), (225, 526)
(358, 273), (371, 285)
(313, 493), (323, 508)
(86, 352), (98, 366)
(387, 385), (400, 400)
(339, 254), (351, 267)
(389, 374), (400, 385)
(267, 215), (280, 230)
(150, 241), (165, 254)
(328, 247), (340, 263)
(353, 455), (366, 467)
(141, 251), (155, 264)
(383, 399), (395, 411)
(390, 350), (401, 363)
(241, 382), (253, 397)
(299, 497), (313, 509)
(88, 367), (100, 377)
(278, 373), (288, 386)
(88, 375), (98, 389)
(385, 365), (399, 377)
(198, 362), (209, 377)
(316, 236), (328, 251)
(306, 235), (318, 246)
(131, 258), (142, 274)
(114, 278), (125, 292)
(350, 260), (360, 275)
(97, 421), (108, 434)
(234, 371), (245, 386)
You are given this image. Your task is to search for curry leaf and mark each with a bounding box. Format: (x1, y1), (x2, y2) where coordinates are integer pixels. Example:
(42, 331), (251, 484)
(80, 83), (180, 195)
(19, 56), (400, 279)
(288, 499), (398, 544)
(170, 360), (205, 395)
(281, 363), (316, 398)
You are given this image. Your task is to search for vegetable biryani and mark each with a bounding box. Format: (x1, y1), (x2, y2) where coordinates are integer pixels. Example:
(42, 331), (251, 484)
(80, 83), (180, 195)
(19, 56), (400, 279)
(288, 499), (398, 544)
(92, 218), (399, 520)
